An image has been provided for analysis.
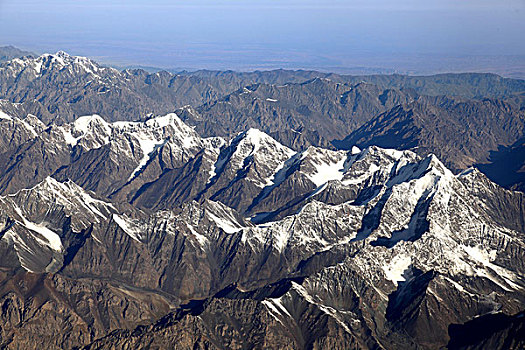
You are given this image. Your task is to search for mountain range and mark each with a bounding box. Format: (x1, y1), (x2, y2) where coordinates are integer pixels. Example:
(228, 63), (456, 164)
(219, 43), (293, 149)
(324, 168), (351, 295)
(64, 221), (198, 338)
(0, 49), (523, 190)
(0, 48), (524, 349)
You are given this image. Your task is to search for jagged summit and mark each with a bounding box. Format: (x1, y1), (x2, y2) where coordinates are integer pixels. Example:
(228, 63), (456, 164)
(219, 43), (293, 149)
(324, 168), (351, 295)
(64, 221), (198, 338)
(2, 50), (113, 78)
(0, 109), (524, 349)
(1, 46), (525, 348)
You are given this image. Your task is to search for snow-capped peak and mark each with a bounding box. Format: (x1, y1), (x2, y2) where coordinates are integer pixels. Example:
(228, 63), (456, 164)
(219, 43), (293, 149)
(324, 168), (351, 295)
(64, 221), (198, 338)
(5, 177), (115, 226)
(0, 176), (119, 272)
(59, 114), (112, 148)
(238, 128), (279, 150)
(0, 108), (45, 138)
(73, 114), (111, 134)
(1, 51), (109, 78)
(224, 129), (296, 188)
(55, 50), (71, 59)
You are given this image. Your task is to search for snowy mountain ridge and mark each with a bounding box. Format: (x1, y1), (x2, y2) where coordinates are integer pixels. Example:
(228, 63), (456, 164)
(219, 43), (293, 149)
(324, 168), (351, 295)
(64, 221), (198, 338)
(0, 110), (523, 349)
(0, 50), (118, 79)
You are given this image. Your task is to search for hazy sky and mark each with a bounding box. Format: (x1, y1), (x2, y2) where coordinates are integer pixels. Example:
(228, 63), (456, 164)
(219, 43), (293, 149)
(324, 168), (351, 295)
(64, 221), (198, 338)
(1, 0), (524, 73)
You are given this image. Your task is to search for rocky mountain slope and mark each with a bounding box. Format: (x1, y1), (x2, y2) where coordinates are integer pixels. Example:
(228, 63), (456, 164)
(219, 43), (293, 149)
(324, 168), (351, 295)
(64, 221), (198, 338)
(476, 136), (525, 193)
(182, 70), (525, 100)
(1, 51), (524, 132)
(176, 79), (416, 148)
(335, 95), (525, 189)
(2, 51), (525, 191)
(0, 52), (240, 124)
(0, 109), (524, 349)
(0, 46), (35, 63)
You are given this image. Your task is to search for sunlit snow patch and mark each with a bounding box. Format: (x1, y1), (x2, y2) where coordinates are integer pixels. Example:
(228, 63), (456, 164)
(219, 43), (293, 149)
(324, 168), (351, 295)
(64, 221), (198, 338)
(113, 214), (143, 242)
(382, 255), (412, 286)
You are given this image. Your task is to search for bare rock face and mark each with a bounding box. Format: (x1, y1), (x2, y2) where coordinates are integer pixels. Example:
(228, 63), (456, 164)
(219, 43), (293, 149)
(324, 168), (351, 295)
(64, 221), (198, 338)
(0, 272), (173, 349)
(0, 110), (524, 349)
(178, 80), (415, 145)
(0, 52), (229, 124)
(2, 52), (525, 194)
(0, 53), (525, 349)
(0, 46), (35, 63)
(335, 96), (525, 173)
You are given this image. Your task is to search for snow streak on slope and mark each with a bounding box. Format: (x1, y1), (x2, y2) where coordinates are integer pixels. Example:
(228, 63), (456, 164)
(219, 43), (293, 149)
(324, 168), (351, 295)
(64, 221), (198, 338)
(13, 206), (63, 252)
(113, 214), (143, 242)
(305, 148), (348, 187)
